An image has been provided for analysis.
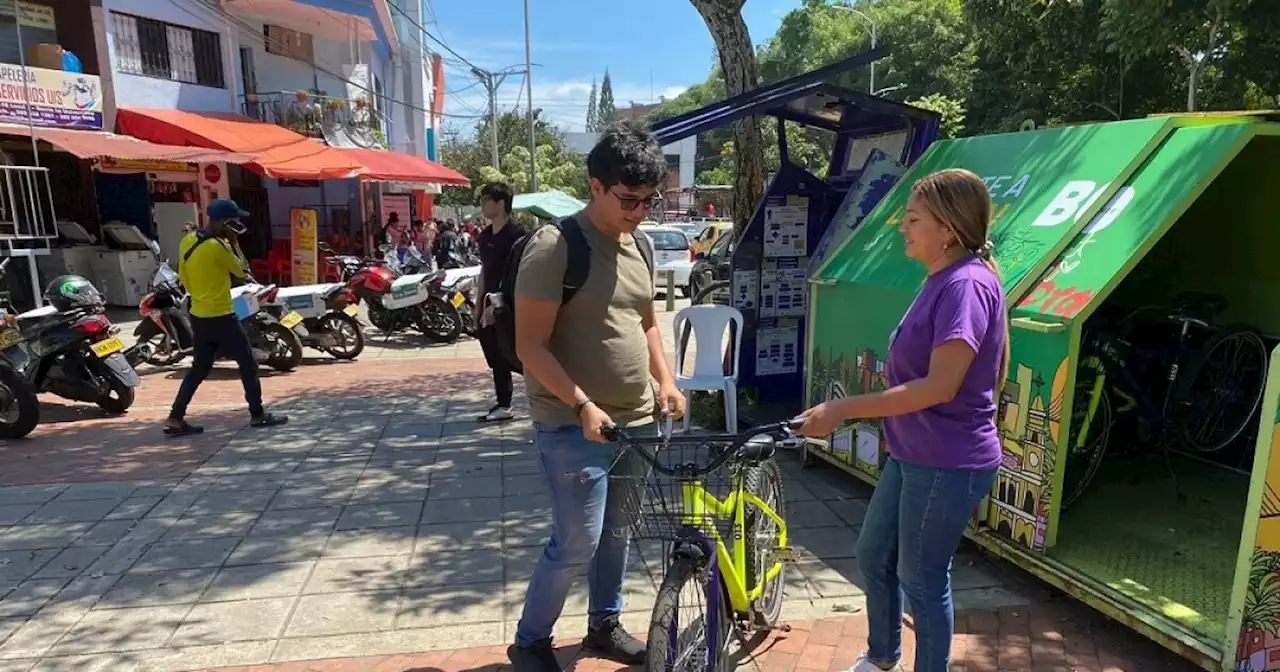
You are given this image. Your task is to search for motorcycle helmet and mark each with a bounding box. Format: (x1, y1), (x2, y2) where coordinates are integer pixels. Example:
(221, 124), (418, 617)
(45, 275), (105, 311)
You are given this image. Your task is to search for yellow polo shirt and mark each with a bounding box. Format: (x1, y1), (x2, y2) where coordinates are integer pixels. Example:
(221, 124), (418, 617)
(177, 232), (247, 318)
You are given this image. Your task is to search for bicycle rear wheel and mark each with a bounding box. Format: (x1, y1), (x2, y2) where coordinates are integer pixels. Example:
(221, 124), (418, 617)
(1061, 360), (1112, 510)
(647, 554), (733, 672)
(744, 461), (786, 627)
(1178, 326), (1269, 453)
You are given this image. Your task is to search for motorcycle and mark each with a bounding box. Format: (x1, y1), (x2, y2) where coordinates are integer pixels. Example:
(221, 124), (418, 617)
(351, 245), (463, 343)
(229, 283), (306, 372)
(264, 282), (365, 360)
(434, 267), (481, 338)
(131, 259), (194, 367)
(0, 259), (40, 438)
(15, 276), (139, 414)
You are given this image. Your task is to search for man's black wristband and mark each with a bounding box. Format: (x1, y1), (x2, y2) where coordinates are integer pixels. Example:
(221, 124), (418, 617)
(573, 399), (592, 417)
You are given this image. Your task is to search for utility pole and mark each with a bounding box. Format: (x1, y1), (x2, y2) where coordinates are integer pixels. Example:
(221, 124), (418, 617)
(471, 67), (508, 170)
(523, 0), (537, 191)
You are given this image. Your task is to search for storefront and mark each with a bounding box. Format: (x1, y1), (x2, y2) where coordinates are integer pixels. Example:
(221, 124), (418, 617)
(806, 113), (1280, 671)
(0, 123), (250, 306)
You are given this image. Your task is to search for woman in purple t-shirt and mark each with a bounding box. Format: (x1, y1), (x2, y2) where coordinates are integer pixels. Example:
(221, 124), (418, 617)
(796, 168), (1009, 672)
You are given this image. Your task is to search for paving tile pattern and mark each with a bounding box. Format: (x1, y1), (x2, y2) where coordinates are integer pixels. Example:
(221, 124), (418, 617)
(0, 308), (1191, 672)
(194, 600), (1200, 671)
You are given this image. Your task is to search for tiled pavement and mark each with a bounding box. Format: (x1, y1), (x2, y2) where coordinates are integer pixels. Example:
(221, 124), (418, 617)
(197, 599), (1201, 671)
(0, 301), (1197, 671)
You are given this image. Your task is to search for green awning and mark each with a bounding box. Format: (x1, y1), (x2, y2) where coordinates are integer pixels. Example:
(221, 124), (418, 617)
(512, 191), (585, 220)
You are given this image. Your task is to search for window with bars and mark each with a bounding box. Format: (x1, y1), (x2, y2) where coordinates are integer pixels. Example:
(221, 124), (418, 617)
(111, 12), (224, 88)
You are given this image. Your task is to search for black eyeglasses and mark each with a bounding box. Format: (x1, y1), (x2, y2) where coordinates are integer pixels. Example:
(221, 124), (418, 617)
(609, 189), (663, 212)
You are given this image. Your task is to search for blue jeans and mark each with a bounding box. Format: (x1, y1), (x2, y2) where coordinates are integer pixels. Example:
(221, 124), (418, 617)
(855, 457), (998, 672)
(514, 421), (656, 646)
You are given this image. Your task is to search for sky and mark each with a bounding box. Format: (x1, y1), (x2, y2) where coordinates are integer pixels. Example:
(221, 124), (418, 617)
(427, 0), (802, 133)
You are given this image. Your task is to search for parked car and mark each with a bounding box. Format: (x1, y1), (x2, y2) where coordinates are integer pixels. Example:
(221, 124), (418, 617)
(667, 222), (700, 241)
(689, 220), (732, 255)
(638, 224), (694, 297)
(689, 227), (733, 299)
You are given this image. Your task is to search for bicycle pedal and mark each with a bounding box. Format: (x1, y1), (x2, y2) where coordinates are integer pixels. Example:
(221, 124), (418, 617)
(773, 547), (801, 563)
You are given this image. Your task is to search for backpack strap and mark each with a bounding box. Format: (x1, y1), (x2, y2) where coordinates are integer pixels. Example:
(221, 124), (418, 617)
(557, 215), (591, 305)
(633, 229), (654, 275)
(182, 231), (216, 263)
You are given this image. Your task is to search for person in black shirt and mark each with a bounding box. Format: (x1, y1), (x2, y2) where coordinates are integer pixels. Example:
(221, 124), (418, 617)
(476, 182), (525, 422)
(433, 221), (460, 269)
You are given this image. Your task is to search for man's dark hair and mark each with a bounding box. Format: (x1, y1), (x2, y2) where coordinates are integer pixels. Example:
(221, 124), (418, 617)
(587, 121), (667, 189)
(480, 182), (514, 214)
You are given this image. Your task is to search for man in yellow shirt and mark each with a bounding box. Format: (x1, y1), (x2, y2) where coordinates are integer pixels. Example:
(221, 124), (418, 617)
(165, 199), (287, 436)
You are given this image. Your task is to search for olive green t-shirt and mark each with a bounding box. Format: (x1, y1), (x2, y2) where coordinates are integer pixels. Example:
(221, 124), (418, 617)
(515, 214), (656, 428)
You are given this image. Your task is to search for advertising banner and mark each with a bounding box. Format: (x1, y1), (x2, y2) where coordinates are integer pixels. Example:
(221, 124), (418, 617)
(290, 207), (318, 285)
(0, 65), (102, 129)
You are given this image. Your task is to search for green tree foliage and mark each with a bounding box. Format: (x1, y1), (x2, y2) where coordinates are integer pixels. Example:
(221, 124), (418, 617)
(907, 93), (966, 138)
(597, 70), (617, 129)
(437, 110), (585, 205)
(585, 78), (599, 132)
(1101, 0), (1256, 111)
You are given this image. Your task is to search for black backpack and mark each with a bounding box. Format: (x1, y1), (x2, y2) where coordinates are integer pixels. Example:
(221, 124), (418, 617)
(493, 215), (653, 375)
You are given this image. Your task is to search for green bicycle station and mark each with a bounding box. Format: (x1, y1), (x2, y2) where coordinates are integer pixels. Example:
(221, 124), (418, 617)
(803, 112), (1280, 671)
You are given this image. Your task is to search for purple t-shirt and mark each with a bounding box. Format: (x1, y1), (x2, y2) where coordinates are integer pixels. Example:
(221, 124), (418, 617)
(882, 257), (1006, 471)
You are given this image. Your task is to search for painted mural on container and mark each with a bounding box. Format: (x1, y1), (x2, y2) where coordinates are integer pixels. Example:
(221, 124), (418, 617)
(1236, 422), (1280, 672)
(808, 346), (890, 478)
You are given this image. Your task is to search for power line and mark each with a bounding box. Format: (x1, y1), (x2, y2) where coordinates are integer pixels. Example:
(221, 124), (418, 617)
(381, 0), (480, 73)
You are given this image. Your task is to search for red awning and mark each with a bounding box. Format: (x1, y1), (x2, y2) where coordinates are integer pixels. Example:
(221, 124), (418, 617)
(333, 146), (470, 186)
(0, 124), (255, 163)
(115, 108), (365, 180)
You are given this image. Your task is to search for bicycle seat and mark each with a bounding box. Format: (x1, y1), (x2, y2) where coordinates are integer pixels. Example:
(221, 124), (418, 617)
(1173, 292), (1227, 321)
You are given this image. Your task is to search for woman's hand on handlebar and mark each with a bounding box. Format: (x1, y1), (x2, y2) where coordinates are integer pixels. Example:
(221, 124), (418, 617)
(793, 402), (840, 438)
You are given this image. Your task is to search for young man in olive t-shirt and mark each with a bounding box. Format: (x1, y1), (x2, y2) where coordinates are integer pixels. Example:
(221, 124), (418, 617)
(508, 123), (686, 671)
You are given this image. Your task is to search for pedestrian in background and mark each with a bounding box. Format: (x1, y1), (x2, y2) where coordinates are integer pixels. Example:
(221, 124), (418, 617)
(475, 182), (523, 423)
(794, 168), (1008, 672)
(164, 199), (288, 437)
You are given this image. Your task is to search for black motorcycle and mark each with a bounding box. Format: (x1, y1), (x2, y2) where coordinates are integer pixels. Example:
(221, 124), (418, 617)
(0, 259), (39, 438)
(18, 275), (139, 415)
(130, 260), (193, 367)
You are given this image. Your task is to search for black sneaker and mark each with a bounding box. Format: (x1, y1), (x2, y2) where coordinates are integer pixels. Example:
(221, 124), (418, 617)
(508, 638), (561, 672)
(582, 616), (646, 664)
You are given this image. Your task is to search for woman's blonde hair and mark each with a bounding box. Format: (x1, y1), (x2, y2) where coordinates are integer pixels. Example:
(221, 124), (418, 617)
(911, 168), (1010, 391)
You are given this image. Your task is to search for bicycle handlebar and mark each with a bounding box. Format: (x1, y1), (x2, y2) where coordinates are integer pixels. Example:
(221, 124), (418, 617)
(602, 418), (807, 477)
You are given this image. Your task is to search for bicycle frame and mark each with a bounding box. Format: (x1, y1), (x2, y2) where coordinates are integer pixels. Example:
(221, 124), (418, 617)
(677, 472), (789, 614)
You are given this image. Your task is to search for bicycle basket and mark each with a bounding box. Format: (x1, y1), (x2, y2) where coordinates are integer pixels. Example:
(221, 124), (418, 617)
(609, 437), (744, 543)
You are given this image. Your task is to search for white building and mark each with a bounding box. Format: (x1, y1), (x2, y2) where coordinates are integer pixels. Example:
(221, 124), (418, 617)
(103, 0), (444, 244)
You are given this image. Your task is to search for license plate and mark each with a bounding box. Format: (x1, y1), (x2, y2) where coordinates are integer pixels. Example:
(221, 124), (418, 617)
(343, 304), (360, 317)
(91, 337), (125, 358)
(280, 312), (303, 329)
(0, 328), (20, 349)
(450, 292), (465, 308)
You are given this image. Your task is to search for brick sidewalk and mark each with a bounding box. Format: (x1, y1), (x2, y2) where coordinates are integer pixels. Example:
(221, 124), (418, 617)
(199, 599), (1200, 672)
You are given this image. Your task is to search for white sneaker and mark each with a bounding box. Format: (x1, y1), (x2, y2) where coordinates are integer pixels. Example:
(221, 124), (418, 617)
(850, 655), (904, 672)
(478, 405), (514, 422)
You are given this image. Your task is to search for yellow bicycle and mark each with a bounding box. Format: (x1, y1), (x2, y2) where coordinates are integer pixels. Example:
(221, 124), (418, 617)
(604, 419), (805, 672)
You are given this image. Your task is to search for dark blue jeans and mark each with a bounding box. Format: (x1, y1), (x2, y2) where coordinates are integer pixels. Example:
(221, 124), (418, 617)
(514, 421), (656, 645)
(169, 314), (263, 420)
(855, 457), (998, 672)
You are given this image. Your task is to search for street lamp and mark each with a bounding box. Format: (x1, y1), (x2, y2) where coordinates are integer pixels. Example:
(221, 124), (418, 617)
(831, 4), (877, 95)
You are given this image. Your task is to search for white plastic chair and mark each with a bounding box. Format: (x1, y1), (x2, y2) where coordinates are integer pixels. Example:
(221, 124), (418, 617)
(673, 304), (744, 432)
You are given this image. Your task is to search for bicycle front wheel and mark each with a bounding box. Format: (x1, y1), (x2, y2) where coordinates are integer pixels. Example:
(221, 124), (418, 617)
(744, 460), (787, 627)
(648, 554), (733, 672)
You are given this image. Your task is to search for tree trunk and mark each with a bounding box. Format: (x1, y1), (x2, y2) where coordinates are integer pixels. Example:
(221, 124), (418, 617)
(689, 0), (763, 235)
(1186, 63), (1199, 112)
